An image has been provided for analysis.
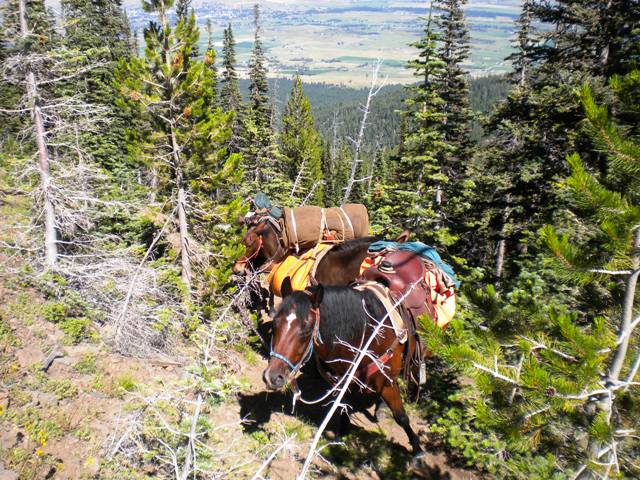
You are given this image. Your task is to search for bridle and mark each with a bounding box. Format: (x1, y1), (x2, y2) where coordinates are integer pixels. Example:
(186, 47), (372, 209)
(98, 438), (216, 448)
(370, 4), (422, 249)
(270, 306), (321, 376)
(235, 234), (263, 266)
(235, 217), (287, 273)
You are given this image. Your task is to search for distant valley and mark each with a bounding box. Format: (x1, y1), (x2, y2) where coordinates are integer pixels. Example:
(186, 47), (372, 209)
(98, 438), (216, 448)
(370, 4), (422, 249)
(124, 0), (522, 86)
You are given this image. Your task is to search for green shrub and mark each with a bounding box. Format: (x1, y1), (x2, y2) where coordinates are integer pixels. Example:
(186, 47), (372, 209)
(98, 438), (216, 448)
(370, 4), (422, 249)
(41, 301), (67, 324)
(74, 353), (98, 374)
(44, 379), (78, 400)
(0, 314), (18, 348)
(59, 317), (94, 344)
(115, 374), (137, 393)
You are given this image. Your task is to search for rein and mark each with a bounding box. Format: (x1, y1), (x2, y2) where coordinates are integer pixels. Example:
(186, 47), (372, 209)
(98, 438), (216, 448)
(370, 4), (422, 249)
(270, 306), (321, 376)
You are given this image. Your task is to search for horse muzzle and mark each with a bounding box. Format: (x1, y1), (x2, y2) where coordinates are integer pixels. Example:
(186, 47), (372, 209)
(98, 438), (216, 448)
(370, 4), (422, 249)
(263, 363), (287, 391)
(232, 261), (247, 275)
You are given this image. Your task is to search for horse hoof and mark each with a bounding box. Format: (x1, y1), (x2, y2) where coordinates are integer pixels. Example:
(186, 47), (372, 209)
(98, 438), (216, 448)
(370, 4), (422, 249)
(410, 453), (431, 478)
(375, 403), (392, 422)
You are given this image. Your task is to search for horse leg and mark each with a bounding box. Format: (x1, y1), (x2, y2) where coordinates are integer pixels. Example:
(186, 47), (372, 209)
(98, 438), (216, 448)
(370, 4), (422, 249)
(374, 398), (392, 422)
(339, 409), (351, 436)
(379, 382), (422, 454)
(379, 387), (421, 453)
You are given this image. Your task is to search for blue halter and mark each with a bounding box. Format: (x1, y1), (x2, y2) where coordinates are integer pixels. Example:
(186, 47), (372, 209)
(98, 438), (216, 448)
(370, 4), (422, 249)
(270, 307), (321, 375)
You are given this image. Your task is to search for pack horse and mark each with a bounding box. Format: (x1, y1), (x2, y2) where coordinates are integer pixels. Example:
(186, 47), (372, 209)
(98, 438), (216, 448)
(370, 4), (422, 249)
(233, 193), (375, 293)
(263, 241), (459, 455)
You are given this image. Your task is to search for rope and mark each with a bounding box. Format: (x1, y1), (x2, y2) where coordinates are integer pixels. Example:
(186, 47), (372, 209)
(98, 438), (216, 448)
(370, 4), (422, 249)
(289, 208), (300, 254)
(339, 206), (355, 240)
(318, 208), (327, 244)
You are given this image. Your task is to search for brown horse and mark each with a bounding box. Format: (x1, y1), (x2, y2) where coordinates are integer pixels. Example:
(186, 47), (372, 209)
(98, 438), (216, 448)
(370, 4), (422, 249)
(232, 215), (378, 286)
(263, 279), (422, 454)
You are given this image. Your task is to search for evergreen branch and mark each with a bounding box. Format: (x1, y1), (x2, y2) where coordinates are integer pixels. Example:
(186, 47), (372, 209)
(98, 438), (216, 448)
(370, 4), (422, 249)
(588, 269), (632, 275)
(472, 362), (520, 385)
(519, 335), (578, 361)
(579, 84), (640, 175)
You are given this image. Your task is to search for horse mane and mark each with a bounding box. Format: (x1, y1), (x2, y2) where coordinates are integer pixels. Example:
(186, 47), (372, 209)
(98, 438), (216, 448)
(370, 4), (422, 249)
(329, 236), (378, 255)
(320, 286), (388, 349)
(279, 286), (386, 350)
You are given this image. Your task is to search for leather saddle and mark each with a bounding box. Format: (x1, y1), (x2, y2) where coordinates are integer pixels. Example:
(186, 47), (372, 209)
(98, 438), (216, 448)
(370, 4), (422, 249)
(360, 250), (436, 322)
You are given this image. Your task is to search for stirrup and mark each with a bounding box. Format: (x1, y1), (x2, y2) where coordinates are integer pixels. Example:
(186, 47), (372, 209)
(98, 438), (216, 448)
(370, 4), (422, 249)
(419, 361), (427, 385)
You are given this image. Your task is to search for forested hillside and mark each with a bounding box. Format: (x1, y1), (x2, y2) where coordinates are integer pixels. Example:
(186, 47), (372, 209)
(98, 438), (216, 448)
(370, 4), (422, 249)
(1, 0), (639, 479)
(239, 74), (509, 148)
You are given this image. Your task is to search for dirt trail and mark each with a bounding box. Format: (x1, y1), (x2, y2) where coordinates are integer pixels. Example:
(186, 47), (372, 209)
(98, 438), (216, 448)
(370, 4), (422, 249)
(233, 343), (478, 480)
(0, 254), (477, 479)
(0, 277), (184, 479)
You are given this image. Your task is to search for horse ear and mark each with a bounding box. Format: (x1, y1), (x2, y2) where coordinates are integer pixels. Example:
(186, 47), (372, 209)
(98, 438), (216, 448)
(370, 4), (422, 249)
(395, 229), (411, 243)
(281, 277), (293, 298)
(237, 215), (246, 225)
(309, 285), (324, 309)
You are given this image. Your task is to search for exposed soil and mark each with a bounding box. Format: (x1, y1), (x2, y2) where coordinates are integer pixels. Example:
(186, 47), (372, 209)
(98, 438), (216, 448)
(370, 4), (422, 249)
(0, 256), (478, 480)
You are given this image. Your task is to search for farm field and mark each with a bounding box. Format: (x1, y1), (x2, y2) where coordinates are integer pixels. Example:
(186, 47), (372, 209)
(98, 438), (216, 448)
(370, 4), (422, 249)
(125, 0), (521, 86)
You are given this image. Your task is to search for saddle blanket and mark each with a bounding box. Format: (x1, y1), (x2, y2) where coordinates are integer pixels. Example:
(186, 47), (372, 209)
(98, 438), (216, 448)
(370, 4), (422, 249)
(267, 243), (332, 297)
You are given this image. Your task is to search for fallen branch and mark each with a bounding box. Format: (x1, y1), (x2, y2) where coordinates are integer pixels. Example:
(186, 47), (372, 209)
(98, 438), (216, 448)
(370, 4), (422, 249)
(179, 393), (203, 480)
(115, 205), (176, 332)
(250, 433), (297, 480)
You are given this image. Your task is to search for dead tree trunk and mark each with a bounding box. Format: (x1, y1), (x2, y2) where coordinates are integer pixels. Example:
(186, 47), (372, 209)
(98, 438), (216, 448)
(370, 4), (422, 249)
(171, 124), (192, 294)
(342, 60), (386, 204)
(366, 142), (379, 195)
(609, 228), (640, 381)
(495, 235), (506, 279)
(19, 0), (57, 267)
(495, 196), (511, 279)
(581, 228), (640, 478)
(159, 1), (192, 295)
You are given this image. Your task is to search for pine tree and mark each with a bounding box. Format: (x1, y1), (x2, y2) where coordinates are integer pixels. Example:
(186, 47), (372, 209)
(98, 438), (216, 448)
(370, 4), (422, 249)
(281, 75), (324, 205)
(531, 0), (639, 77)
(468, 0), (640, 281)
(59, 0), (134, 171)
(435, 0), (472, 165)
(220, 23), (241, 112)
(220, 23), (242, 152)
(322, 139), (350, 207)
(247, 3), (270, 129)
(509, 0), (533, 88)
(175, 0), (191, 20)
(240, 3), (287, 197)
(116, 0), (237, 295)
(426, 70), (640, 479)
(203, 19), (218, 108)
(463, 0), (539, 279)
(432, 0), (473, 251)
(391, 6), (451, 244)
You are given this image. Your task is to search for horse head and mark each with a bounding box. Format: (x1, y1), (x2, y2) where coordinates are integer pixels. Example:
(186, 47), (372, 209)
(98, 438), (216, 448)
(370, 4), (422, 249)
(263, 278), (324, 390)
(232, 216), (283, 275)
